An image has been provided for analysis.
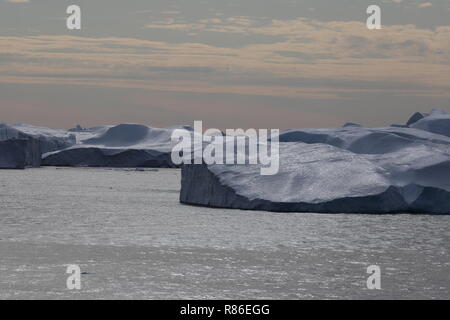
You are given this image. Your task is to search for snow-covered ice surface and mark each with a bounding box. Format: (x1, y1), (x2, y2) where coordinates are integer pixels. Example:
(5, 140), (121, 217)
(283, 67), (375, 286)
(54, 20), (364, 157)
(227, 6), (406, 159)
(0, 123), (75, 154)
(0, 168), (448, 299)
(181, 110), (450, 214)
(0, 122), (189, 168)
(0, 123), (72, 168)
(2, 109), (450, 212)
(409, 108), (450, 137)
(42, 124), (189, 167)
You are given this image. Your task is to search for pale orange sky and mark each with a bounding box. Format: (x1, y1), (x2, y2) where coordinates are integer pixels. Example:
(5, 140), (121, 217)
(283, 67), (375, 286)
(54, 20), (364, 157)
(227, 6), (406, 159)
(0, 0), (449, 129)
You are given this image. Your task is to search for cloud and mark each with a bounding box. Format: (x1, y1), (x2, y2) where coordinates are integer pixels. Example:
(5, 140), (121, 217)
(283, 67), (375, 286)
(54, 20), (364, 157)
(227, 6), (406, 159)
(418, 2), (433, 8)
(4, 0), (30, 3)
(0, 18), (450, 99)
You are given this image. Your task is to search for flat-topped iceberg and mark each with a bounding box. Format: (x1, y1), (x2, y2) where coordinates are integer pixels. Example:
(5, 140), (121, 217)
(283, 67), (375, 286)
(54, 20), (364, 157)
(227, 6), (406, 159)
(42, 123), (189, 168)
(0, 123), (75, 154)
(0, 138), (41, 169)
(181, 110), (450, 214)
(181, 142), (450, 214)
(42, 147), (176, 168)
(277, 124), (450, 155)
(1, 109), (450, 214)
(0, 122), (189, 168)
(0, 123), (71, 168)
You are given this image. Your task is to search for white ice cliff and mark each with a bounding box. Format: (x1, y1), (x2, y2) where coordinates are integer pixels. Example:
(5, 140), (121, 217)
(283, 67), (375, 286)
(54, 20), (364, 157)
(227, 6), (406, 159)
(41, 123), (189, 168)
(0, 123), (73, 168)
(0, 123), (75, 154)
(1, 109), (450, 214)
(180, 109), (450, 214)
(0, 138), (41, 169)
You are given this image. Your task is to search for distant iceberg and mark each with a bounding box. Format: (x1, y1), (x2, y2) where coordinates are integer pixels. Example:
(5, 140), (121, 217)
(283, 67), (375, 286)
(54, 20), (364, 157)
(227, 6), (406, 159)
(42, 147), (176, 168)
(0, 138), (41, 169)
(1, 109), (450, 214)
(0, 123), (75, 154)
(0, 123), (71, 169)
(0, 122), (187, 168)
(42, 123), (188, 168)
(409, 109), (450, 138)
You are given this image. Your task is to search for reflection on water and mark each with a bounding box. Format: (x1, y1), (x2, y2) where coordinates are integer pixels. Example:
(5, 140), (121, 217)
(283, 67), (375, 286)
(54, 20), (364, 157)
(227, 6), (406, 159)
(0, 167), (448, 299)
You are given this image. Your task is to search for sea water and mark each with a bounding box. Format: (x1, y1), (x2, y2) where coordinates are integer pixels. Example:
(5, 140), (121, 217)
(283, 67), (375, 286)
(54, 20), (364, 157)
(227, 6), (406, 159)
(0, 167), (448, 299)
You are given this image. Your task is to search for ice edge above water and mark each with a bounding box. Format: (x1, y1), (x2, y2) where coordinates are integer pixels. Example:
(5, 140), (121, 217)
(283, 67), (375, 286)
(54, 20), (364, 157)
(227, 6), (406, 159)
(1, 109), (450, 214)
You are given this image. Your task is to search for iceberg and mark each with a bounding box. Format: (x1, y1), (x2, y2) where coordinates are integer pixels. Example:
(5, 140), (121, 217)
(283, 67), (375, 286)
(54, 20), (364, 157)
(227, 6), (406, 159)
(1, 108), (450, 214)
(276, 126), (450, 155)
(406, 112), (426, 126)
(0, 123), (75, 154)
(0, 123), (75, 168)
(181, 142), (450, 214)
(42, 147), (176, 168)
(409, 109), (450, 138)
(42, 123), (189, 168)
(0, 138), (41, 169)
(181, 110), (450, 214)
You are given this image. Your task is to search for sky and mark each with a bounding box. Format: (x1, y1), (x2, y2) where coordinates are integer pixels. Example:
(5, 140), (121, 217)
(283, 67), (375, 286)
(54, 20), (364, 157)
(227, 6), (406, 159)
(0, 0), (449, 129)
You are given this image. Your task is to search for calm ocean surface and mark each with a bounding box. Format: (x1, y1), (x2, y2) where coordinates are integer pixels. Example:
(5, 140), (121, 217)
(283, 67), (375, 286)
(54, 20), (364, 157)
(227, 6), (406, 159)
(0, 167), (448, 299)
